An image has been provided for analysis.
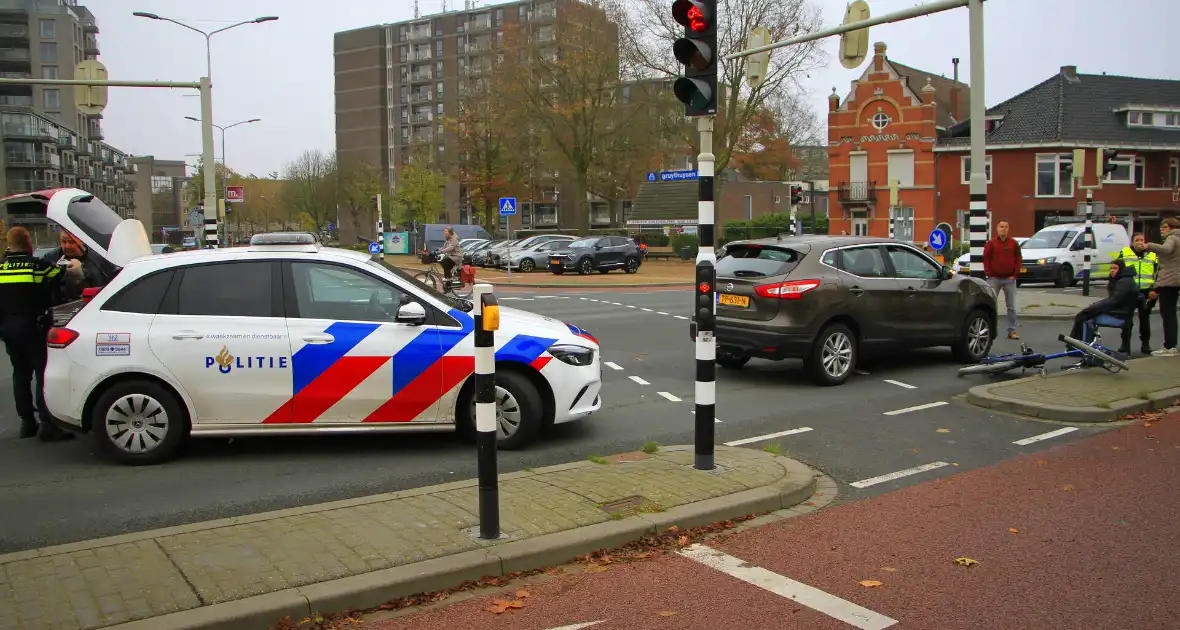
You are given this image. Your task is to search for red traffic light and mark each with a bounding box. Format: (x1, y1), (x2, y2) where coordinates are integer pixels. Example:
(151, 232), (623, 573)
(673, 0), (711, 32)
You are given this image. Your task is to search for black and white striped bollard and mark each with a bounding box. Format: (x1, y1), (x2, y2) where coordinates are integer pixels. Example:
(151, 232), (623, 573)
(694, 115), (716, 471)
(473, 283), (500, 539)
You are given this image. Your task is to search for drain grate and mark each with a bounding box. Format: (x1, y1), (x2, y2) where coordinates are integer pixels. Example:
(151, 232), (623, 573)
(598, 495), (663, 517)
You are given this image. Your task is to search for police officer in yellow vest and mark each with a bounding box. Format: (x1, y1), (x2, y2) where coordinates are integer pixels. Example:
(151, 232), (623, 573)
(1111, 232), (1159, 355)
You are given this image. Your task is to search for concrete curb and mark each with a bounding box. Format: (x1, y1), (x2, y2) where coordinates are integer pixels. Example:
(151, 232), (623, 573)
(1016, 313), (1074, 321)
(968, 378), (1180, 423)
(101, 448), (816, 630)
(487, 281), (692, 289)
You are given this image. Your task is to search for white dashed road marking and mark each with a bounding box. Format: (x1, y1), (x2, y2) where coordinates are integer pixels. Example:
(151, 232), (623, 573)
(882, 401), (948, 415)
(657, 391), (681, 402)
(674, 315), (689, 320)
(543, 622), (606, 630)
(604, 361), (623, 371)
(641, 308), (653, 312)
(628, 375), (650, 385)
(656, 311), (669, 315)
(723, 427), (813, 447)
(854, 369), (871, 375)
(850, 462), (950, 489)
(679, 545), (898, 630)
(626, 305), (636, 308)
(1013, 427), (1079, 446)
(883, 379), (917, 389)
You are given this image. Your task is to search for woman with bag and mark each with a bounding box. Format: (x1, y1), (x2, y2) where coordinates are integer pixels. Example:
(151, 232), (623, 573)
(1146, 218), (1180, 356)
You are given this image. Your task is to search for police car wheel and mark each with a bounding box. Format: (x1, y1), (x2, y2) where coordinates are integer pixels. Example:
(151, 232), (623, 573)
(92, 380), (188, 466)
(458, 370), (543, 450)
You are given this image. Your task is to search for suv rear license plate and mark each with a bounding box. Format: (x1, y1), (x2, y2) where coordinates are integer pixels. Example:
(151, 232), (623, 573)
(550, 258), (563, 265)
(1020, 267), (1028, 273)
(718, 293), (749, 307)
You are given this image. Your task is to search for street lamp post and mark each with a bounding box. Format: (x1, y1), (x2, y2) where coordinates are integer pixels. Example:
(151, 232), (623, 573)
(184, 116), (260, 243)
(133, 11), (277, 246)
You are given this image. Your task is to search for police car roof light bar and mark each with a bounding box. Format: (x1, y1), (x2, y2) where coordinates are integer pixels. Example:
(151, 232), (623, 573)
(249, 232), (319, 246)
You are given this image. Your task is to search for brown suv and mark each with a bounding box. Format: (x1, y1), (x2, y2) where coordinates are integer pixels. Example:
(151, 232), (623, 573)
(693, 236), (997, 386)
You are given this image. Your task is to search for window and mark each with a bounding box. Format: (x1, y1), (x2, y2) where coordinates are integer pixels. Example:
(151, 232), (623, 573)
(1129, 111), (1140, 124)
(837, 246), (887, 278)
(40, 65), (57, 79)
(891, 207), (914, 242)
(291, 262), (406, 322)
(960, 155), (993, 184)
(1035, 154), (1073, 197)
(436, 81), (443, 95)
(435, 40), (443, 55)
(887, 151), (915, 187)
(871, 112), (891, 130)
(102, 271), (175, 314)
(1142, 112), (1155, 126)
(177, 263), (273, 317)
(43, 89), (59, 109)
(744, 195), (752, 220)
(1134, 156), (1146, 189)
(715, 245), (802, 278)
(39, 42), (57, 62)
(886, 245), (940, 279)
(39, 19), (55, 39)
(1104, 156), (1134, 183)
(1170, 158), (1179, 188)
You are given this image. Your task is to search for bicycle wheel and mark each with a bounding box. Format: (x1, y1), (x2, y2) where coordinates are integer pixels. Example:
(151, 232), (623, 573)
(957, 360), (1020, 376)
(1058, 335), (1131, 371)
(419, 270), (443, 292)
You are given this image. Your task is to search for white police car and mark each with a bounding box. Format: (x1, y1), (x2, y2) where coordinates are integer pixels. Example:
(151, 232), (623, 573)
(19, 189), (602, 465)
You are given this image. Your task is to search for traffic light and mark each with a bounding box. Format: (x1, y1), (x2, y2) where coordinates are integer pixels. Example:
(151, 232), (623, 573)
(790, 185), (803, 205)
(1099, 148), (1119, 178)
(672, 0), (717, 117)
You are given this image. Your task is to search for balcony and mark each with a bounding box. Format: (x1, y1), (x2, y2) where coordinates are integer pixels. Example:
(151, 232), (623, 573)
(89, 125), (104, 141)
(410, 132), (433, 144)
(84, 36), (98, 55)
(411, 92), (432, 103)
(409, 71), (433, 83)
(0, 47), (29, 63)
(82, 17), (98, 34)
(0, 23), (27, 41)
(5, 151), (54, 167)
(58, 135), (76, 151)
(0, 93), (31, 106)
(837, 181), (876, 206)
(408, 27), (431, 41)
(411, 113), (432, 124)
(7, 179), (49, 194)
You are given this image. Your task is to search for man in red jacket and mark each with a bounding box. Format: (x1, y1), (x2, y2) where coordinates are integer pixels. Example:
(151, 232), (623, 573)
(984, 219), (1022, 340)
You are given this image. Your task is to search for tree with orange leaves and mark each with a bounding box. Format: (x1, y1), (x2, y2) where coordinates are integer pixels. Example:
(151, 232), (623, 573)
(730, 107), (800, 181)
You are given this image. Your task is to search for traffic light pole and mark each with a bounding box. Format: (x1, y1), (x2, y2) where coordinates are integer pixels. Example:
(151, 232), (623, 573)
(1083, 188), (1094, 296)
(694, 115), (716, 471)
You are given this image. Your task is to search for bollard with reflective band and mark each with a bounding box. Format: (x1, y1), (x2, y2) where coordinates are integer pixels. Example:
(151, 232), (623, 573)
(693, 115), (717, 471)
(472, 283), (499, 539)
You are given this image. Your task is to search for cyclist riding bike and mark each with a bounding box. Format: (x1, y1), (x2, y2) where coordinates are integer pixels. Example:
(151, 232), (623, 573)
(438, 227), (463, 281)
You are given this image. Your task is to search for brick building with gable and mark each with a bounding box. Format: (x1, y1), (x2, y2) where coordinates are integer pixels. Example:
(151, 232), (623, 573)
(826, 42), (968, 241)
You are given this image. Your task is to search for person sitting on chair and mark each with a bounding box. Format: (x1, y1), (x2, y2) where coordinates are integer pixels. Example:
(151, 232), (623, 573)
(1067, 261), (1140, 345)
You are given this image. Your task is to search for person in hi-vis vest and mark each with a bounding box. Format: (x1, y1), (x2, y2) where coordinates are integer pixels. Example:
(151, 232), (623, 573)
(1110, 233), (1159, 355)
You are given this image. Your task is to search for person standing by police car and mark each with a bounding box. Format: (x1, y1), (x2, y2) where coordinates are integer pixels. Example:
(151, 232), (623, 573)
(0, 227), (81, 439)
(38, 229), (115, 302)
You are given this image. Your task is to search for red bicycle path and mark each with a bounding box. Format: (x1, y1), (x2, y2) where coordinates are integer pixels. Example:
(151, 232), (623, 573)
(351, 412), (1180, 630)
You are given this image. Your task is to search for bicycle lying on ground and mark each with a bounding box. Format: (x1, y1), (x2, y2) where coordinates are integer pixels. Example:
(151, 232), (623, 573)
(957, 317), (1132, 378)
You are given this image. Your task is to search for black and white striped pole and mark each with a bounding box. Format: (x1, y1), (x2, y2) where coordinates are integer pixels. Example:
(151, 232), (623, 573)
(694, 115), (717, 472)
(966, 0), (988, 279)
(373, 194), (385, 261)
(473, 283), (501, 539)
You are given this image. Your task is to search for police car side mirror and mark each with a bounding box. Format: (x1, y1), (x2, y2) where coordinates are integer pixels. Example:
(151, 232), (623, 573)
(395, 301), (427, 325)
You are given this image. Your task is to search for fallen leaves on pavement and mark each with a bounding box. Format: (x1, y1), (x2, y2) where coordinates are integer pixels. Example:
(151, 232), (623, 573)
(487, 599), (526, 614)
(1009, 528), (1020, 534)
(1063, 484), (1075, 492)
(657, 611), (678, 617)
(936, 428), (951, 433)
(954, 557), (979, 567)
(859, 580), (883, 587)
(881, 567), (898, 572)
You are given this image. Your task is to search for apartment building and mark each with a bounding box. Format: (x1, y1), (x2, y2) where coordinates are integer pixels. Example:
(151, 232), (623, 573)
(337, 0), (683, 242)
(0, 0), (136, 243)
(128, 155), (188, 239)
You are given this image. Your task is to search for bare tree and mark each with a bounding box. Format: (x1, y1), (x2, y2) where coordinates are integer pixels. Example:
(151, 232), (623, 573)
(281, 149), (336, 232)
(616, 0), (824, 180)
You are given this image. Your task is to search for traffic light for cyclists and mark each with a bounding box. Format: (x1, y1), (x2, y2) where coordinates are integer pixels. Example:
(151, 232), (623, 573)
(672, 0), (717, 117)
(790, 185), (803, 206)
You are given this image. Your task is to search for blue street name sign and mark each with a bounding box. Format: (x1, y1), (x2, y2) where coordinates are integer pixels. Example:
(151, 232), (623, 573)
(499, 197), (517, 215)
(928, 228), (948, 251)
(660, 170), (699, 181)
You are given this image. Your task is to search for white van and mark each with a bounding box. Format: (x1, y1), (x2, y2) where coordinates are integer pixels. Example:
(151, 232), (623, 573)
(1019, 222), (1128, 287)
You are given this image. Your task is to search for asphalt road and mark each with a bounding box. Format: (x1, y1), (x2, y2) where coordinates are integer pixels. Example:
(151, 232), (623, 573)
(0, 287), (1163, 553)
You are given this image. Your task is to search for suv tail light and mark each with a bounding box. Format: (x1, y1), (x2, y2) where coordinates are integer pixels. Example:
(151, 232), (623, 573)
(47, 327), (80, 348)
(81, 286), (102, 304)
(754, 279), (820, 300)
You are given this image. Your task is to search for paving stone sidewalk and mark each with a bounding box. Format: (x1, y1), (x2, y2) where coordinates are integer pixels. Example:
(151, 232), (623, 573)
(1006, 290), (1096, 320)
(0, 446), (814, 630)
(968, 355), (1180, 421)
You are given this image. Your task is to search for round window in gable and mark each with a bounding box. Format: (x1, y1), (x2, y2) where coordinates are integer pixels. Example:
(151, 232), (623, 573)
(871, 112), (892, 130)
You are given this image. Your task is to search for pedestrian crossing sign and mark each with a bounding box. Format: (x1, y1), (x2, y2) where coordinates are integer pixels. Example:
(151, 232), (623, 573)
(499, 197), (517, 215)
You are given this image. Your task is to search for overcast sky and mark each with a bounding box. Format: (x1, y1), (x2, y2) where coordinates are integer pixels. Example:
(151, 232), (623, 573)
(98, 0), (1176, 177)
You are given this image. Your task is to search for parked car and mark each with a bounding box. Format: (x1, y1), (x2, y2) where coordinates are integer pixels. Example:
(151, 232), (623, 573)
(692, 236), (997, 386)
(465, 240), (500, 265)
(477, 239), (523, 267)
(460, 238), (487, 250)
(501, 236), (576, 272)
(487, 234), (572, 268)
(954, 237), (1027, 276)
(548, 236), (642, 275)
(1019, 223), (1128, 287)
